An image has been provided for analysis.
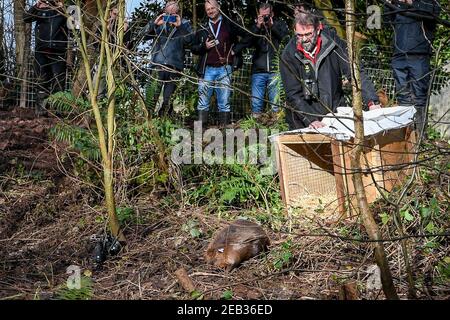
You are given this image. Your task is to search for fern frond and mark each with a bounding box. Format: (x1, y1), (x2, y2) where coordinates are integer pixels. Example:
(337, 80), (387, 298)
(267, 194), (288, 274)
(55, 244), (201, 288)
(144, 74), (160, 111)
(49, 123), (101, 161)
(46, 91), (91, 115)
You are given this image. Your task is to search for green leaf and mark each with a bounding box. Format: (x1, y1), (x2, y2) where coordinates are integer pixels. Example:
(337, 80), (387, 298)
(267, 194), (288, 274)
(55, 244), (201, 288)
(221, 189), (237, 202)
(274, 260), (283, 270)
(182, 219), (202, 238)
(222, 290), (233, 300)
(425, 221), (435, 233)
(282, 251), (293, 263)
(420, 207), (431, 218)
(190, 228), (202, 238)
(402, 210), (414, 222)
(425, 241), (438, 249)
(282, 240), (292, 250)
(95, 216), (104, 223)
(157, 173), (169, 183)
(380, 212), (391, 225)
(430, 197), (439, 214)
(191, 290), (204, 300)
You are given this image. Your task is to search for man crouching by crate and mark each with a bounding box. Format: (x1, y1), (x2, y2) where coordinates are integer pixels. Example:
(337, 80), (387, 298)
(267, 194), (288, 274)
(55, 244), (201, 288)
(280, 10), (381, 130)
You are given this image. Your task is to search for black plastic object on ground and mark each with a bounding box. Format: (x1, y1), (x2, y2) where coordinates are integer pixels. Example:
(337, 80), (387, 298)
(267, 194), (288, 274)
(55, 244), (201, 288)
(93, 233), (122, 268)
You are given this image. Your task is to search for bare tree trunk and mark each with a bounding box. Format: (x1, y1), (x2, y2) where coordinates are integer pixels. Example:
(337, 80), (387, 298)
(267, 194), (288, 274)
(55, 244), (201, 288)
(76, 0), (124, 242)
(344, 0), (399, 300)
(14, 0), (30, 108)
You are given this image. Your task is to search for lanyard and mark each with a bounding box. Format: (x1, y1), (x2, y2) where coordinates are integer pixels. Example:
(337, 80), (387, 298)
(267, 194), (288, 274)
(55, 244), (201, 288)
(208, 19), (222, 39)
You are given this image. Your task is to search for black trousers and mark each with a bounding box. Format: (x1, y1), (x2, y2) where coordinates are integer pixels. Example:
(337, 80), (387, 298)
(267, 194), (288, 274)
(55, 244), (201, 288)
(34, 49), (67, 99)
(392, 54), (431, 131)
(152, 69), (181, 116)
(392, 54), (430, 108)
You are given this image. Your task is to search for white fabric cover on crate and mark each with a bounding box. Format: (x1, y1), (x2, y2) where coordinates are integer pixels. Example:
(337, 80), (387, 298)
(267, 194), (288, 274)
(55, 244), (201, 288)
(273, 106), (416, 141)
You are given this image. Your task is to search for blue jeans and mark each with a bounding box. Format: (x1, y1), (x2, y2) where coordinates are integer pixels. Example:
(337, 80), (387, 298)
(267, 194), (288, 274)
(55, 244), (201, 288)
(197, 65), (232, 112)
(392, 54), (430, 108)
(251, 72), (279, 113)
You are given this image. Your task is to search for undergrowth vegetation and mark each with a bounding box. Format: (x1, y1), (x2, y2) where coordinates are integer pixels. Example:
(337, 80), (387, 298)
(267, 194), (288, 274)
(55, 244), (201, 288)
(46, 88), (287, 223)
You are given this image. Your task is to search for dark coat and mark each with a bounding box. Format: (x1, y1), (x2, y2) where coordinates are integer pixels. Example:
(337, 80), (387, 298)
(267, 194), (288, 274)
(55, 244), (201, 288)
(384, 0), (441, 56)
(146, 19), (193, 71)
(280, 33), (379, 129)
(234, 18), (289, 74)
(190, 16), (243, 76)
(23, 5), (67, 51)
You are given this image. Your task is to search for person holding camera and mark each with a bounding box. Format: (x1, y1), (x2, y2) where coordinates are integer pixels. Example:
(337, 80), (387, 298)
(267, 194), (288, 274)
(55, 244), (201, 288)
(145, 1), (193, 117)
(24, 0), (68, 115)
(280, 11), (380, 130)
(191, 0), (243, 127)
(234, 3), (288, 119)
(384, 0), (441, 134)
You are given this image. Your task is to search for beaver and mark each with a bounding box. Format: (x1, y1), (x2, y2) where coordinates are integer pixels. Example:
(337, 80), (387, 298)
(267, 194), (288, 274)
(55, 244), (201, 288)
(205, 219), (270, 271)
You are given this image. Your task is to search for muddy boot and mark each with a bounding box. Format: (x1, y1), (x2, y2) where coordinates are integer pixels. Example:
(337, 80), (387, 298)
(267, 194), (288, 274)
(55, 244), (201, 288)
(218, 112), (230, 128)
(198, 110), (209, 127)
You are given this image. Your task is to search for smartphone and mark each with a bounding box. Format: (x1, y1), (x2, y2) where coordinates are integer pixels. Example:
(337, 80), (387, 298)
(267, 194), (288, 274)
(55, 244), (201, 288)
(163, 15), (177, 23)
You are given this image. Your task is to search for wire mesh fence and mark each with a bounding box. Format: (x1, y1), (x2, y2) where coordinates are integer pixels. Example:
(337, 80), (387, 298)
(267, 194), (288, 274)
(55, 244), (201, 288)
(2, 44), (449, 122)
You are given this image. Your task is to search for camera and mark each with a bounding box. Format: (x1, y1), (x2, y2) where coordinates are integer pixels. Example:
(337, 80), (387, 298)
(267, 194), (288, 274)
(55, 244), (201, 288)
(303, 79), (318, 101)
(263, 15), (270, 24)
(163, 14), (177, 23)
(207, 35), (219, 47)
(44, 0), (56, 5)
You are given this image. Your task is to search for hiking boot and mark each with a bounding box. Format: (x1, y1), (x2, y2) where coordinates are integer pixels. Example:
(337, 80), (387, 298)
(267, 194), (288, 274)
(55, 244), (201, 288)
(218, 112), (230, 128)
(251, 112), (262, 119)
(198, 110), (209, 127)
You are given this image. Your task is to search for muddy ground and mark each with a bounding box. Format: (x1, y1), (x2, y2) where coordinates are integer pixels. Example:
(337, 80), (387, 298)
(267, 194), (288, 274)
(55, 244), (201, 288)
(0, 107), (448, 300)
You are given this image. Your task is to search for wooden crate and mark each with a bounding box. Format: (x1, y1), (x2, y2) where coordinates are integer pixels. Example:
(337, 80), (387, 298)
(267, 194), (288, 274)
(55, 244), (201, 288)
(274, 126), (416, 214)
(274, 134), (336, 208)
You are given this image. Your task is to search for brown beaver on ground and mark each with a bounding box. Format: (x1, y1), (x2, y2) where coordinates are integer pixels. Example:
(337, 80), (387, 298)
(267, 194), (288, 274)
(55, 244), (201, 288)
(205, 219), (270, 271)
